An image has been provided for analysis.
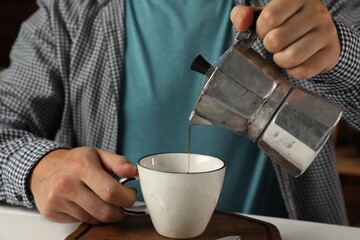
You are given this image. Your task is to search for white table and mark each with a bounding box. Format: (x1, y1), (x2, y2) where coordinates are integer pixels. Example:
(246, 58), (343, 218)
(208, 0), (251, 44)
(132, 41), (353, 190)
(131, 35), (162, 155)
(1, 203), (360, 240)
(245, 214), (360, 240)
(0, 203), (79, 240)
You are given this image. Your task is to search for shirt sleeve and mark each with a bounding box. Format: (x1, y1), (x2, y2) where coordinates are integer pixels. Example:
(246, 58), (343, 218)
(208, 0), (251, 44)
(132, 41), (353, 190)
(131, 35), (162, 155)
(308, 3), (360, 132)
(0, 0), (68, 208)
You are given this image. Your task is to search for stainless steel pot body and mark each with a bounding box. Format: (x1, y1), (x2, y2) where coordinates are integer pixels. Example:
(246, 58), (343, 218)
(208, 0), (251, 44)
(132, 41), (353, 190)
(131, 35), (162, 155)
(190, 31), (342, 176)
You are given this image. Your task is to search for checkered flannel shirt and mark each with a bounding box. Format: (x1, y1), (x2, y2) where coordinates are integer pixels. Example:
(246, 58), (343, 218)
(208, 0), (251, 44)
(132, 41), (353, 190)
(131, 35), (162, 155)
(0, 0), (359, 225)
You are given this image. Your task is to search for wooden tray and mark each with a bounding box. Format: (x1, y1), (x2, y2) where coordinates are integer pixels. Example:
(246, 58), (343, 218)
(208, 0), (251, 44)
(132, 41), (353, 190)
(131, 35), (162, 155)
(66, 211), (282, 240)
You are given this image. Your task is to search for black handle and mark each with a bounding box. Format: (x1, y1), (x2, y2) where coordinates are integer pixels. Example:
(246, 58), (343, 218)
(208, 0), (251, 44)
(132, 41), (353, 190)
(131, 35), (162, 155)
(190, 54), (211, 75)
(190, 10), (262, 75)
(249, 10), (262, 32)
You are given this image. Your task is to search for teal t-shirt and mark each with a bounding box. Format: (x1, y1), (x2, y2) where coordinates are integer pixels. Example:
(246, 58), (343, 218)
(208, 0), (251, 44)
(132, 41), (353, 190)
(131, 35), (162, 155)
(120, 0), (287, 217)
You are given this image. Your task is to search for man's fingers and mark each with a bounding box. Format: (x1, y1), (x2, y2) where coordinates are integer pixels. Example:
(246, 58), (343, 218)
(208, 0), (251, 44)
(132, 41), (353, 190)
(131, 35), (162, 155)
(30, 147), (138, 223)
(53, 175), (130, 223)
(262, 9), (316, 53)
(71, 184), (129, 223)
(255, 0), (303, 40)
(37, 192), (98, 224)
(285, 48), (335, 80)
(78, 158), (137, 207)
(272, 29), (324, 69)
(45, 211), (81, 224)
(96, 148), (138, 176)
(60, 202), (101, 225)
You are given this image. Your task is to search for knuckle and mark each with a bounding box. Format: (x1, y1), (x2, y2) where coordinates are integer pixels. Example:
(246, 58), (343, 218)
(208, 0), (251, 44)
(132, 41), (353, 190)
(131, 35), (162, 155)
(51, 175), (77, 198)
(273, 53), (293, 70)
(325, 23), (339, 43)
(314, 3), (328, 18)
(96, 206), (115, 223)
(102, 184), (118, 203)
(40, 207), (57, 222)
(327, 46), (340, 63)
(262, 8), (279, 29)
(41, 211), (54, 221)
(264, 30), (283, 53)
(288, 67), (312, 80)
(69, 158), (87, 176)
(285, 48), (299, 62)
(277, 48), (300, 68)
(127, 189), (137, 206)
(81, 146), (98, 153)
(45, 191), (58, 206)
(318, 12), (336, 33)
(329, 26), (338, 40)
(314, 5), (334, 31)
(54, 175), (73, 193)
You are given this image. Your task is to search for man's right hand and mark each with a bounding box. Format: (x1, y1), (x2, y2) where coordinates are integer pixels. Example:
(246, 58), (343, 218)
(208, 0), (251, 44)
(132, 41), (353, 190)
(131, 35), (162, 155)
(28, 147), (138, 224)
(230, 0), (340, 80)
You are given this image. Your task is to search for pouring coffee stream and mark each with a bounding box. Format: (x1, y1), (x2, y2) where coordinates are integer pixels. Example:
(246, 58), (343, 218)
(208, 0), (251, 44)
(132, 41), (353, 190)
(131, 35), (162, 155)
(188, 11), (342, 177)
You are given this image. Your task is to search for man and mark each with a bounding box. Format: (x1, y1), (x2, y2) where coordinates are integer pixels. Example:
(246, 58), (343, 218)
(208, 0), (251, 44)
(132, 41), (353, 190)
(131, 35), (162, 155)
(1, 0), (359, 225)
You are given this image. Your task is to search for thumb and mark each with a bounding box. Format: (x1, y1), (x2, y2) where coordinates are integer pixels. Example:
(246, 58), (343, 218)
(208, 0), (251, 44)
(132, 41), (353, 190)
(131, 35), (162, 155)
(230, 6), (263, 32)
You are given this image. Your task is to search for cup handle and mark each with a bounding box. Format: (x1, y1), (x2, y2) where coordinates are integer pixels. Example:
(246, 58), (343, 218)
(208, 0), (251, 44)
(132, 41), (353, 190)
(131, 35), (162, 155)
(119, 176), (148, 215)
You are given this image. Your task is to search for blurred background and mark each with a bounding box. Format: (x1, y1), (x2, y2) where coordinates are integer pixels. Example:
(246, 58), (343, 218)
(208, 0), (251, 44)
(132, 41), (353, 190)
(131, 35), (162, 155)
(0, 0), (37, 68)
(1, 0), (359, 226)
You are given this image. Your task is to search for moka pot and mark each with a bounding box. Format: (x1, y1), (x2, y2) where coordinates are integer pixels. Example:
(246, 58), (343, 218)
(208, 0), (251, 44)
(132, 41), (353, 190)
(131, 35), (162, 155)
(189, 19), (342, 177)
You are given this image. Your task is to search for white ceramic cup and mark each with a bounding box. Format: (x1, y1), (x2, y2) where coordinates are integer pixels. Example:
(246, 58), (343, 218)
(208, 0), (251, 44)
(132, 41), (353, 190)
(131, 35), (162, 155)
(122, 152), (226, 239)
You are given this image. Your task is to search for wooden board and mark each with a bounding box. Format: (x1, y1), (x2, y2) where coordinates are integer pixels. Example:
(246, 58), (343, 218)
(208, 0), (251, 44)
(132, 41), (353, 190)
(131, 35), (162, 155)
(66, 211), (282, 240)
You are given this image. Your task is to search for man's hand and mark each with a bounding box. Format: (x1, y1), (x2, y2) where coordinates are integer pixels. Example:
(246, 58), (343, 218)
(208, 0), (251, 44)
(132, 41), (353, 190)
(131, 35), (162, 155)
(29, 147), (137, 224)
(230, 0), (340, 80)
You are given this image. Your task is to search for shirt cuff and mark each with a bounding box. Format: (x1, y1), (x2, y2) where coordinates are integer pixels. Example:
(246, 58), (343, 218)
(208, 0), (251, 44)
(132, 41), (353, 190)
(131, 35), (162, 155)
(3, 139), (67, 208)
(311, 19), (360, 94)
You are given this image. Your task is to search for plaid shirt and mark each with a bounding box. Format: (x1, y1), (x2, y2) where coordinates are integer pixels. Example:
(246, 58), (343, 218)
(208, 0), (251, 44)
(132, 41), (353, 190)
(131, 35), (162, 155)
(0, 0), (359, 225)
